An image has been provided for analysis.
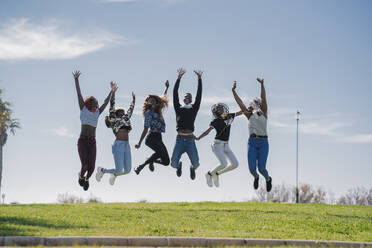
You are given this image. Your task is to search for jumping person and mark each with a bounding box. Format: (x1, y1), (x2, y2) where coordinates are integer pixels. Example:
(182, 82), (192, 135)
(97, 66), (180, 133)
(232, 79), (272, 192)
(170, 68), (203, 180)
(73, 70), (116, 191)
(95, 87), (135, 185)
(196, 103), (242, 187)
(134, 81), (170, 174)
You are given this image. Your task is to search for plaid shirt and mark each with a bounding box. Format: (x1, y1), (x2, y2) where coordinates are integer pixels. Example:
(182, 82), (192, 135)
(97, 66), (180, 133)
(105, 93), (135, 133)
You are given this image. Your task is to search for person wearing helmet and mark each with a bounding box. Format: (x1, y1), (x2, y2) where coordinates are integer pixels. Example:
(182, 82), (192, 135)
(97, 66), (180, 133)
(196, 103), (242, 187)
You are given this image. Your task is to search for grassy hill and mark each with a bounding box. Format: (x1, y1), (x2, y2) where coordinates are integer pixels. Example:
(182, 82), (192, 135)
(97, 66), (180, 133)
(0, 202), (371, 241)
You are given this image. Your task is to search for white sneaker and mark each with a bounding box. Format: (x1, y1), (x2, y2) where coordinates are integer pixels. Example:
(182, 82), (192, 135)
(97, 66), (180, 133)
(205, 172), (213, 187)
(212, 173), (220, 187)
(109, 174), (116, 185)
(96, 167), (104, 182)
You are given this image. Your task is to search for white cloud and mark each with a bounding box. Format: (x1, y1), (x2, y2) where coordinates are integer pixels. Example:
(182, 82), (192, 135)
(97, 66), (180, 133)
(269, 112), (372, 144)
(0, 18), (126, 61)
(46, 127), (75, 138)
(300, 122), (346, 136)
(339, 134), (372, 144)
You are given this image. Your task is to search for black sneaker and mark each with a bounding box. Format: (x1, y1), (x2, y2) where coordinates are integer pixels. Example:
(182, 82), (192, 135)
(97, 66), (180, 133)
(266, 177), (272, 192)
(254, 177), (259, 190)
(83, 179), (89, 191)
(149, 162), (154, 172)
(135, 165), (144, 175)
(190, 167), (196, 180)
(78, 175), (85, 187)
(176, 167), (182, 177)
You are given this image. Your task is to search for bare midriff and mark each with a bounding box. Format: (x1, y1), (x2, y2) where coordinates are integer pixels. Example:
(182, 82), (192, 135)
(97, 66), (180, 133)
(115, 128), (129, 141)
(178, 129), (193, 134)
(80, 125), (96, 137)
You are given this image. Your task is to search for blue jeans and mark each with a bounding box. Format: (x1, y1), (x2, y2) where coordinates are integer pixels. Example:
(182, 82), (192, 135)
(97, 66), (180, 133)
(104, 140), (131, 176)
(171, 137), (200, 169)
(247, 137), (270, 180)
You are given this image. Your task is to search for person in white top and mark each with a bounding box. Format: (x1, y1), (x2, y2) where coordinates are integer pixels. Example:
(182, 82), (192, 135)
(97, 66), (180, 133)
(232, 78), (272, 192)
(73, 70), (116, 191)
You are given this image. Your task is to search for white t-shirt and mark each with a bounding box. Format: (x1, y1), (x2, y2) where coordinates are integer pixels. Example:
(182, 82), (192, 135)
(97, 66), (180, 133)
(80, 106), (99, 127)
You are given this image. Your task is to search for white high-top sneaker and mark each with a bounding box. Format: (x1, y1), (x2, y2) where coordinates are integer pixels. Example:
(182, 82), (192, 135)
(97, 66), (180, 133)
(212, 173), (220, 187)
(205, 172), (213, 187)
(95, 167), (104, 182)
(109, 174), (116, 185)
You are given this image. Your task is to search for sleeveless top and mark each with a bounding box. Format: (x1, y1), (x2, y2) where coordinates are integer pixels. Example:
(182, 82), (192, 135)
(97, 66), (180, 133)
(248, 113), (267, 136)
(80, 106), (99, 127)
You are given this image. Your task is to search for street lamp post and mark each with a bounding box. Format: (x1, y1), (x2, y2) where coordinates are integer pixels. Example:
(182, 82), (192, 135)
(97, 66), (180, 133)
(296, 110), (301, 203)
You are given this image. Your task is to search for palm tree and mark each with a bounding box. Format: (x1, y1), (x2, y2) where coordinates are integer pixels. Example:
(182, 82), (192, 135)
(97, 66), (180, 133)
(0, 89), (20, 200)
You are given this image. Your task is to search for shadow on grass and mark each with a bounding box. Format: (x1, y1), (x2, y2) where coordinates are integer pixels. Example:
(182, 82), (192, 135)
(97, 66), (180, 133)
(0, 216), (89, 236)
(128, 208), (285, 215)
(326, 213), (372, 221)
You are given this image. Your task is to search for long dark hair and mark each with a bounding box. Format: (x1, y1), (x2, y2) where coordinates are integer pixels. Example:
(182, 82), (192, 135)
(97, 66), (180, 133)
(142, 94), (168, 117)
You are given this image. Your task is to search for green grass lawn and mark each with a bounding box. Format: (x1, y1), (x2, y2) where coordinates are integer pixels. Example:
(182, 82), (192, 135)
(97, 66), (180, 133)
(0, 202), (371, 242)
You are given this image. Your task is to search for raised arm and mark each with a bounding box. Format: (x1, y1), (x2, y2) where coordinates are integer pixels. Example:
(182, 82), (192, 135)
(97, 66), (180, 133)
(232, 81), (251, 119)
(99, 81), (117, 114)
(163, 80), (170, 96)
(193, 70), (203, 112)
(257, 77), (268, 117)
(109, 86), (116, 112)
(173, 68), (185, 112)
(196, 126), (213, 141)
(126, 92), (136, 119)
(73, 70), (84, 110)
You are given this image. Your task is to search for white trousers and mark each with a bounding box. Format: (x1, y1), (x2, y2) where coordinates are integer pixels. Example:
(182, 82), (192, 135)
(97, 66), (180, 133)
(210, 140), (239, 175)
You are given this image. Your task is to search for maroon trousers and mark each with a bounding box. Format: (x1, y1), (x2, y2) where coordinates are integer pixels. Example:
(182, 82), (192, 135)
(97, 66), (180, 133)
(77, 136), (96, 179)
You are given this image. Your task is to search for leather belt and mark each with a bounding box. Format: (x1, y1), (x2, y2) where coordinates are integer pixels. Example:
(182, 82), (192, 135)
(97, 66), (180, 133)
(250, 134), (268, 138)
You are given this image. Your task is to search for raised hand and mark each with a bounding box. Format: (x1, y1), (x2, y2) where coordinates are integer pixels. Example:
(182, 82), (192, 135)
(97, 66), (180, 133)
(110, 81), (118, 92)
(165, 80), (170, 88)
(72, 70), (81, 79)
(177, 68), (186, 79)
(232, 81), (237, 91)
(193, 70), (203, 78)
(257, 77), (264, 84)
(132, 92), (136, 101)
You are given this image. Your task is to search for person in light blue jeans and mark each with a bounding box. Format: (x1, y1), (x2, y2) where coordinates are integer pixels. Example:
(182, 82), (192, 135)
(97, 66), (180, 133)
(96, 88), (135, 185)
(232, 78), (272, 192)
(104, 140), (131, 176)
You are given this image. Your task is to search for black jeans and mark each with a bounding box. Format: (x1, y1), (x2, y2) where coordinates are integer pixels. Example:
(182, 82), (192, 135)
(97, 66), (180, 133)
(144, 132), (170, 166)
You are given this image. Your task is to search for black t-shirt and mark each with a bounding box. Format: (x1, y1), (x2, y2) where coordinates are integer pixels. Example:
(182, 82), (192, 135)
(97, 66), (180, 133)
(210, 113), (236, 141)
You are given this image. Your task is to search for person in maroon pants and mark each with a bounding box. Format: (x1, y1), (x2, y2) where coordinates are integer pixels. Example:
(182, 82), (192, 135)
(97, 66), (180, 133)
(73, 70), (116, 191)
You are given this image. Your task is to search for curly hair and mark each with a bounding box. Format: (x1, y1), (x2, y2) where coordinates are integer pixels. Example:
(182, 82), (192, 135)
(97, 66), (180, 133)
(84, 96), (98, 112)
(142, 94), (168, 117)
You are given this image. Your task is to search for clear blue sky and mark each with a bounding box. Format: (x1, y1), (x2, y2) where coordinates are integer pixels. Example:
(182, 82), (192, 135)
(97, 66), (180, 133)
(1, 0), (371, 203)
